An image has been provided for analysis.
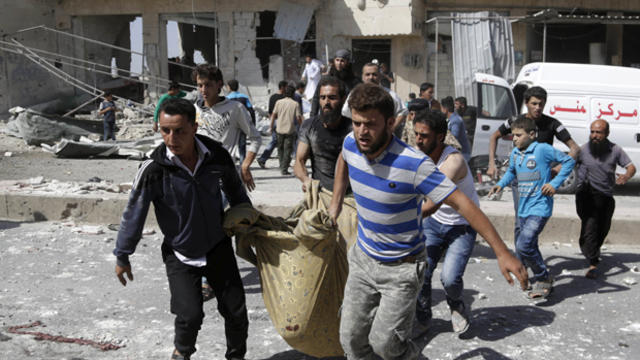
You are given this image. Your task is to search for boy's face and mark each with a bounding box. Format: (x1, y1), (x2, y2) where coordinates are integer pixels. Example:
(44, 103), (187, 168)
(512, 127), (536, 150)
(196, 76), (223, 104)
(525, 96), (545, 120)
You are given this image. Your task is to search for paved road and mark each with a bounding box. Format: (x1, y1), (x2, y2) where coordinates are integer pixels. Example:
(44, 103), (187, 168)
(1, 220), (639, 359)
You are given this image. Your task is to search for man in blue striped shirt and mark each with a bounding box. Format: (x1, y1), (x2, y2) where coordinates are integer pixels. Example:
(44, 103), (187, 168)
(329, 83), (528, 360)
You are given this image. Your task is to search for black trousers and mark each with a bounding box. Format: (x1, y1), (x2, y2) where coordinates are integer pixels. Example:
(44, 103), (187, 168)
(162, 240), (248, 358)
(575, 188), (616, 266)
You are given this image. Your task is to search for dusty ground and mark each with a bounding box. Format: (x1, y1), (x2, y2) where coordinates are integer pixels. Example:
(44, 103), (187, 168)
(0, 220), (639, 359)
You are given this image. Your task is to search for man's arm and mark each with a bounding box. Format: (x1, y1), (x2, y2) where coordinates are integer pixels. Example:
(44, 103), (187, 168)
(422, 153), (467, 217)
(294, 141), (312, 192)
(564, 138), (580, 160)
(328, 153), (349, 223)
(443, 189), (529, 289)
(236, 105), (262, 191)
(543, 148), (576, 196)
(617, 163), (637, 185)
(487, 130), (503, 178)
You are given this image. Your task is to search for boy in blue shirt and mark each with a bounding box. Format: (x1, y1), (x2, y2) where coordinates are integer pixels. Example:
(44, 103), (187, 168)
(99, 91), (118, 141)
(489, 117), (575, 299)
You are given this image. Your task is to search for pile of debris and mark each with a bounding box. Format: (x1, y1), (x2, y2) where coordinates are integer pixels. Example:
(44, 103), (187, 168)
(0, 176), (132, 196)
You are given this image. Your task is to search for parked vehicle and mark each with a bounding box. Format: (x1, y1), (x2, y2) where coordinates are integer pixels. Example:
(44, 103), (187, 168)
(470, 62), (640, 193)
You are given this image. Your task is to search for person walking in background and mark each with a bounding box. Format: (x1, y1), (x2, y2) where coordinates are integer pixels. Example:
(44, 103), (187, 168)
(301, 53), (324, 101)
(454, 96), (477, 148)
(258, 80), (287, 169)
(153, 82), (186, 132)
(489, 116), (575, 299)
(575, 119), (636, 279)
(441, 96), (471, 162)
(419, 82), (441, 112)
(311, 49), (361, 116)
(379, 62), (394, 89)
(226, 79), (256, 163)
(270, 85), (302, 175)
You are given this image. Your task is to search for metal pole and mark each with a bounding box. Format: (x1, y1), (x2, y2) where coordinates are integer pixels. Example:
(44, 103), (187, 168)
(63, 94), (102, 117)
(435, 20), (439, 98)
(542, 23), (547, 62)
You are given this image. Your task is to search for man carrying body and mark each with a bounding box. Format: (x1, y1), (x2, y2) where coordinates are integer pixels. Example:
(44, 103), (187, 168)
(301, 54), (324, 101)
(311, 49), (361, 116)
(341, 62), (405, 137)
(270, 85), (303, 175)
(441, 96), (471, 162)
(454, 96), (477, 148)
(487, 86), (580, 240)
(258, 80), (288, 169)
(419, 82), (441, 112)
(153, 82), (186, 132)
(329, 83), (528, 360)
(294, 76), (351, 193)
(114, 98), (249, 360)
(412, 110), (479, 333)
(575, 119), (636, 278)
(193, 64), (261, 191)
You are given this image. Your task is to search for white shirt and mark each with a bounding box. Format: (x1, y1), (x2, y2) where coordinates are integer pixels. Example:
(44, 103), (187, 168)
(165, 137), (210, 267)
(341, 86), (405, 119)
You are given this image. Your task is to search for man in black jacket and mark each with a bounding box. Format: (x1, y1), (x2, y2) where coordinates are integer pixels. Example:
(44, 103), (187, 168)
(113, 98), (249, 360)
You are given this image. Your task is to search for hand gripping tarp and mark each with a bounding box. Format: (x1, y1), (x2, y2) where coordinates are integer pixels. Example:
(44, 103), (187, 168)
(223, 181), (357, 357)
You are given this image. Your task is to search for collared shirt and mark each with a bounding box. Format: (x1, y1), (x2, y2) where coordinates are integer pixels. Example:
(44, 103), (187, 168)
(165, 137), (210, 266)
(342, 133), (456, 262)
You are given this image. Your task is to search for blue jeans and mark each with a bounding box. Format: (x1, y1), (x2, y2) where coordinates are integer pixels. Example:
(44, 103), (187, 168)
(258, 130), (277, 163)
(103, 120), (116, 141)
(516, 215), (550, 282)
(416, 216), (476, 324)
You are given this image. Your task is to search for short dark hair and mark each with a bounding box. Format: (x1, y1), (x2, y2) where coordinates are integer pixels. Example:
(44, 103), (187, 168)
(227, 79), (239, 92)
(413, 110), (448, 135)
(419, 82), (434, 93)
(192, 64), (223, 83)
(168, 82), (180, 91)
(103, 90), (113, 97)
(409, 92), (416, 100)
(363, 62), (379, 70)
(296, 81), (306, 90)
(159, 98), (196, 124)
(511, 116), (536, 133)
(441, 96), (455, 113)
(524, 86), (547, 103)
(318, 75), (346, 98)
(348, 83), (395, 120)
(278, 80), (288, 90)
(284, 85), (296, 98)
(455, 97), (467, 106)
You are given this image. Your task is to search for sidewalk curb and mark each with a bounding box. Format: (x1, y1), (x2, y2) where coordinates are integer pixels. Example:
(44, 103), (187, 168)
(0, 192), (636, 245)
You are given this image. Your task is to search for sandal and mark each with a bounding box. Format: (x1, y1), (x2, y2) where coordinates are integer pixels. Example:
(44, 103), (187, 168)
(527, 277), (553, 299)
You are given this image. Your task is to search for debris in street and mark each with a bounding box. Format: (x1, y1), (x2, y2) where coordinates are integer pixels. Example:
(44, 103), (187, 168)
(3, 152), (12, 157)
(7, 321), (123, 351)
(3, 109), (91, 146)
(622, 277), (637, 285)
(0, 178), (131, 196)
(71, 225), (105, 235)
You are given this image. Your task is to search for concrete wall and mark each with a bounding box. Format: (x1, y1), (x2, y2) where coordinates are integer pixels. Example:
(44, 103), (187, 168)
(0, 0), (75, 114)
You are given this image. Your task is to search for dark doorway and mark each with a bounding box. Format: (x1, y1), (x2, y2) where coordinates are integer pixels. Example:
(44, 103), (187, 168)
(256, 11), (281, 80)
(351, 39), (391, 78)
(529, 23), (606, 63)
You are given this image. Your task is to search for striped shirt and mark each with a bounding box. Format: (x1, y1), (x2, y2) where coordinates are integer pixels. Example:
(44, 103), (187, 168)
(342, 133), (457, 262)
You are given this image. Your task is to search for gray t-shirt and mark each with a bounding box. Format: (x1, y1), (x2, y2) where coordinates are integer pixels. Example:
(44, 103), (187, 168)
(576, 141), (632, 196)
(299, 116), (352, 191)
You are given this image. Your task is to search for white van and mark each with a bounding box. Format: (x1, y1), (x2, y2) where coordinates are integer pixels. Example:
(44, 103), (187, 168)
(470, 62), (640, 192)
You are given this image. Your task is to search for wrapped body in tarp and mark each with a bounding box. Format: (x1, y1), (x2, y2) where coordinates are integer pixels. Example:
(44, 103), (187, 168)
(223, 181), (357, 358)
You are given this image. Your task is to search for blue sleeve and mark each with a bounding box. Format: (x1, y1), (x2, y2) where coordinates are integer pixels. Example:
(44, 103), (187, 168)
(496, 151), (516, 188)
(548, 147), (576, 189)
(449, 121), (465, 144)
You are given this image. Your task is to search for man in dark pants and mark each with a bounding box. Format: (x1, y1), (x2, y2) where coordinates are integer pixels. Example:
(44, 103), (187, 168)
(113, 98), (249, 360)
(258, 80), (288, 168)
(575, 119), (635, 279)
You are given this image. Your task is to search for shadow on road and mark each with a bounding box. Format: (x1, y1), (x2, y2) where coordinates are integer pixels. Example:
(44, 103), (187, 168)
(534, 252), (638, 306)
(453, 347), (515, 360)
(260, 349), (345, 360)
(0, 220), (22, 230)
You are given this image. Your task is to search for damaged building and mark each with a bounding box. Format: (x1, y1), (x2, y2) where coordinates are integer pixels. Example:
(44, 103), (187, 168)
(1, 0), (640, 115)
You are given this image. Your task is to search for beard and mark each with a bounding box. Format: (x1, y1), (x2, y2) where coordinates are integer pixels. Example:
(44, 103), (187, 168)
(320, 104), (343, 127)
(357, 129), (390, 155)
(589, 138), (611, 158)
(417, 140), (437, 156)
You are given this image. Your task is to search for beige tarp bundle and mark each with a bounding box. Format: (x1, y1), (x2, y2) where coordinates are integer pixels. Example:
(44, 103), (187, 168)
(223, 181), (357, 358)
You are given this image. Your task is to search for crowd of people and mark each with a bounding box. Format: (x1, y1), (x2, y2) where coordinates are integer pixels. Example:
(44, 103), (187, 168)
(109, 48), (636, 360)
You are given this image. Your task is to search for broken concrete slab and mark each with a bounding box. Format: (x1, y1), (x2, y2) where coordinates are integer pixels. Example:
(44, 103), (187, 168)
(3, 109), (92, 146)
